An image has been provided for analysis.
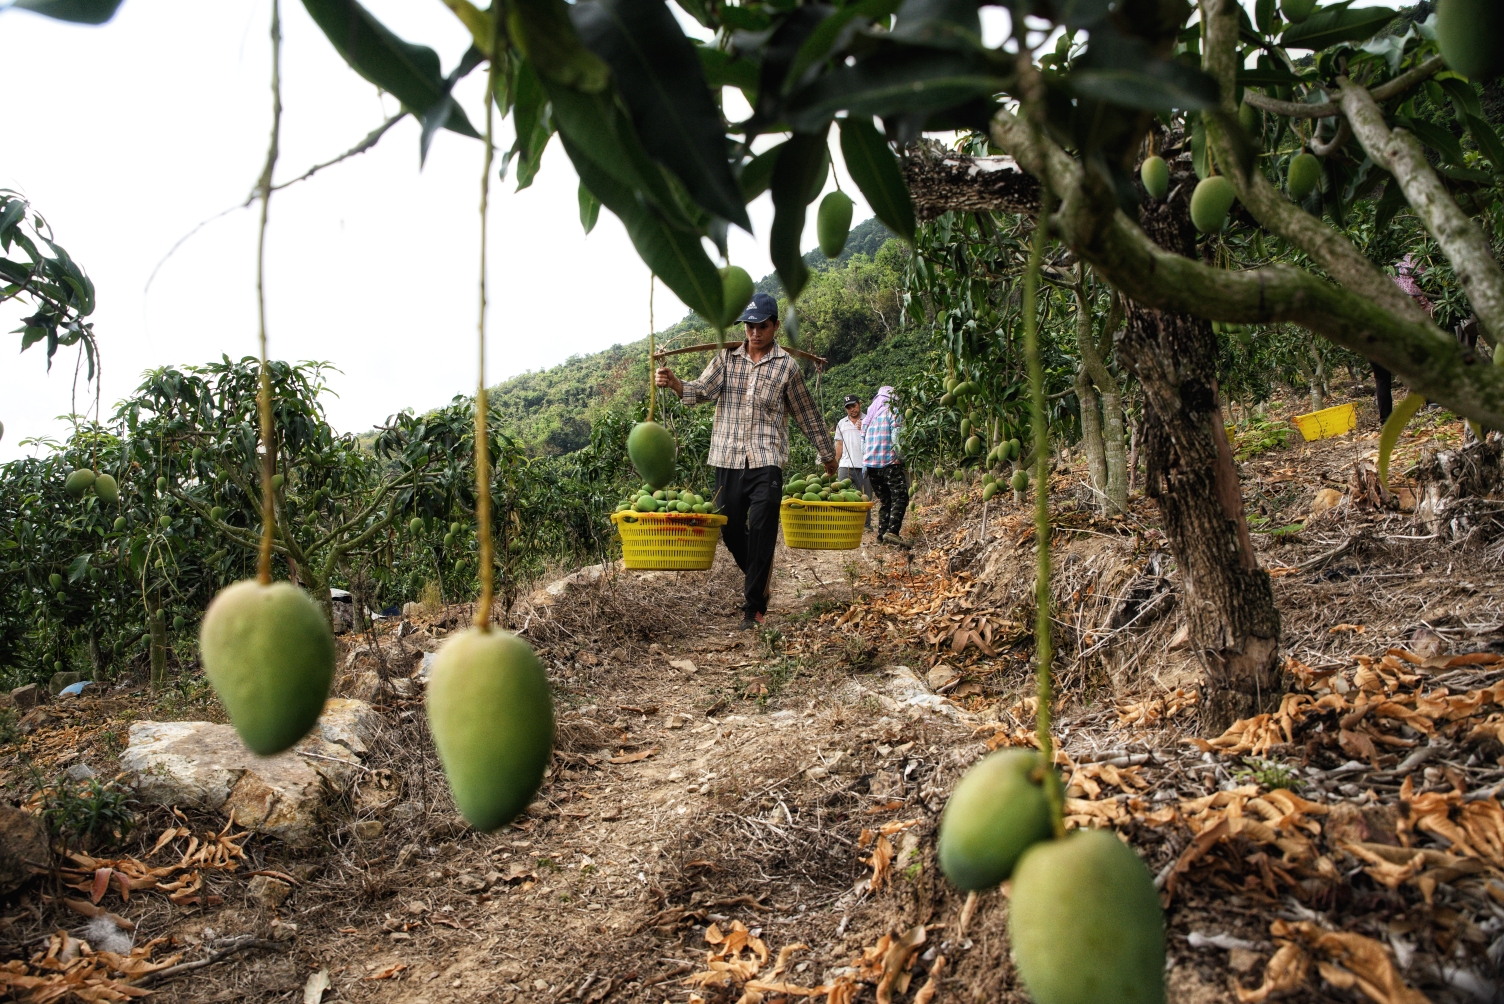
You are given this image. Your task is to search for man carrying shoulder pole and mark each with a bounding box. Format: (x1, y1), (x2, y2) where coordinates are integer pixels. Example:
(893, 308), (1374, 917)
(834, 394), (871, 530)
(656, 292), (837, 630)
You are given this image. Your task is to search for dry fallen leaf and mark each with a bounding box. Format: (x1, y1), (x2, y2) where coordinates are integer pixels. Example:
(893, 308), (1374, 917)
(609, 747), (660, 764)
(365, 963), (409, 980)
(303, 968), (332, 1004)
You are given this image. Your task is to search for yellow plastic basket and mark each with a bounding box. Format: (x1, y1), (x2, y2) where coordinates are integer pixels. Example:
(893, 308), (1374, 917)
(610, 511), (727, 570)
(780, 498), (873, 550)
(1293, 403), (1356, 442)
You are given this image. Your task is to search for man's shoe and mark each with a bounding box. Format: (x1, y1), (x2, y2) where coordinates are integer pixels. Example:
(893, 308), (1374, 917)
(739, 611), (766, 630)
(882, 532), (907, 547)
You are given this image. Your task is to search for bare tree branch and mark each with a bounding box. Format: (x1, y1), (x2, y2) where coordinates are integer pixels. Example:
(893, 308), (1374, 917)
(1241, 54), (1446, 119)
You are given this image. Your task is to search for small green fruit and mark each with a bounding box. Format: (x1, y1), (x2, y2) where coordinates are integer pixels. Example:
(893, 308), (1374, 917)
(627, 421), (676, 489)
(210, 506), (225, 522)
(93, 473), (118, 503)
(191, 447), (204, 461)
(1287, 152), (1321, 202)
(56, 591), (66, 602)
(939, 393), (955, 407)
(817, 191), (854, 258)
(1009, 830), (1166, 1004)
(719, 265), (755, 328)
(156, 476), (167, 492)
(444, 532), (455, 547)
(271, 474), (285, 490)
(450, 522), (463, 535)
(1008, 438), (1021, 461)
(54, 661), (63, 673)
(49, 573), (63, 590)
(65, 469), (97, 498)
(960, 418), (972, 439)
(410, 517), (424, 535)
(199, 579), (336, 756)
(1237, 100), (1260, 136)
(1280, 0), (1316, 22)
(173, 615), (186, 631)
(158, 514), (172, 528)
(113, 517), (127, 531)
(1190, 176), (1236, 233)
(426, 627), (554, 831)
(155, 608), (165, 620)
(965, 435), (983, 457)
(1437, 0), (1504, 80)
(1139, 156), (1169, 200)
(982, 481), (999, 502)
(938, 749), (1054, 889)
(1011, 469), (1030, 492)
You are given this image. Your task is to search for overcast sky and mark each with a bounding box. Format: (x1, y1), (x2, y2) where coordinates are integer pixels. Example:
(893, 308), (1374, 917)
(0, 0), (1395, 461)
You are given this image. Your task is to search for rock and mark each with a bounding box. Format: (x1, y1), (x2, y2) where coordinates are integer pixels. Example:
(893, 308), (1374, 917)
(870, 770), (905, 799)
(248, 875), (292, 909)
(0, 805), (49, 894)
(416, 652), (437, 685)
(927, 664), (960, 692)
(1311, 487), (1345, 516)
(120, 717), (363, 847)
(1228, 948), (1261, 974)
(353, 820), (383, 840)
(316, 698), (381, 755)
(1167, 624), (1191, 651)
(346, 671), (383, 703)
(524, 562), (617, 608)
(64, 764), (97, 782)
(669, 659), (698, 674)
(878, 665), (961, 719)
(9, 685), (41, 710)
(17, 707), (56, 735)
(402, 601), (422, 620)
(48, 671), (84, 696)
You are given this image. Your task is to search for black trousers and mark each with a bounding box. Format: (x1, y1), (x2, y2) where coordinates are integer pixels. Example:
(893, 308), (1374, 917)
(1372, 362), (1393, 424)
(867, 461), (909, 537)
(713, 465), (782, 617)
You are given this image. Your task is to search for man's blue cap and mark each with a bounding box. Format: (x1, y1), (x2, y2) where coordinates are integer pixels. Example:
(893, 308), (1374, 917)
(735, 291), (779, 325)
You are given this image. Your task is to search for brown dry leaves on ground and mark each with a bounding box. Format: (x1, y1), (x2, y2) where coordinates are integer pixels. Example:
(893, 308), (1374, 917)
(0, 930), (180, 1002)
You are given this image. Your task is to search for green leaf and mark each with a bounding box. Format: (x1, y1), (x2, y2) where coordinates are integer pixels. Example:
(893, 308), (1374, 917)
(578, 183), (601, 234)
(738, 142), (784, 202)
(561, 133), (723, 325)
(1465, 114), (1504, 176)
(1398, 114), (1466, 165)
(10, 0), (124, 23)
(507, 0), (610, 92)
(1280, 4), (1395, 50)
(1070, 30), (1219, 111)
(571, 0), (750, 230)
(1374, 173), (1407, 231)
(698, 44), (759, 98)
(1255, 0), (1276, 34)
(837, 116), (915, 244)
(510, 59), (554, 191)
(1437, 77), (1484, 120)
(769, 130), (829, 300)
(886, 0), (981, 51)
(1378, 391), (1425, 491)
(300, 0), (479, 145)
(785, 47), (1010, 132)
(786, 0), (903, 93)
(1237, 65), (1306, 86)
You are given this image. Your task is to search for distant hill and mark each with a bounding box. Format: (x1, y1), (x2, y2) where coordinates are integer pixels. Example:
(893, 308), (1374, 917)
(476, 216), (921, 454)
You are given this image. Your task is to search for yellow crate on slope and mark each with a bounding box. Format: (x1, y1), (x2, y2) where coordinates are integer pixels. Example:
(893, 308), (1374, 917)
(610, 511), (727, 570)
(781, 499), (873, 550)
(1293, 403), (1356, 442)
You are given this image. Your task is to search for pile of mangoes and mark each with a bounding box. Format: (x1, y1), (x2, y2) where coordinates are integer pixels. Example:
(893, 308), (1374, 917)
(618, 485), (722, 515)
(782, 472), (868, 502)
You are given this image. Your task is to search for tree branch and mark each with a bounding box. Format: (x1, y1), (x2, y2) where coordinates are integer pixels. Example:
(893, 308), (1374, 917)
(1241, 54), (1446, 119)
(1339, 78), (1504, 343)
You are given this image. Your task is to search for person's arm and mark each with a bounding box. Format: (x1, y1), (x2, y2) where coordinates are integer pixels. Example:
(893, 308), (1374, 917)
(659, 351), (725, 405)
(834, 427), (845, 466)
(786, 367), (837, 473)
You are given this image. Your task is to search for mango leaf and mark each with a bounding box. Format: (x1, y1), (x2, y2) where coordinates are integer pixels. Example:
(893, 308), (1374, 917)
(750, 4), (842, 130)
(1398, 114), (1466, 166)
(1237, 65), (1306, 86)
(1437, 76), (1484, 120)
(578, 183), (601, 234)
(1255, 0), (1276, 34)
(739, 142), (784, 202)
(698, 44), (759, 98)
(1465, 114), (1504, 176)
(561, 133), (723, 325)
(769, 131), (829, 300)
(510, 59), (554, 191)
(785, 0), (903, 93)
(1280, 4), (1395, 50)
(10, 0), (125, 23)
(1069, 30), (1218, 111)
(572, 0), (750, 230)
(438, 0), (492, 55)
(887, 0), (982, 51)
(508, 0), (610, 92)
(1373, 172), (1407, 232)
(784, 46), (1010, 132)
(838, 116), (915, 244)
(66, 553), (91, 584)
(300, 0), (479, 154)
(1378, 391), (1426, 491)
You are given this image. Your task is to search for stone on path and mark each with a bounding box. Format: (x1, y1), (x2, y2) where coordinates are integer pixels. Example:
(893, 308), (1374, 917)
(120, 699), (378, 847)
(0, 805), (49, 894)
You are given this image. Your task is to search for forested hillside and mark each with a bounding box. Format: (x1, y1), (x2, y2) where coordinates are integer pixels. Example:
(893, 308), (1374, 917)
(484, 217), (917, 453)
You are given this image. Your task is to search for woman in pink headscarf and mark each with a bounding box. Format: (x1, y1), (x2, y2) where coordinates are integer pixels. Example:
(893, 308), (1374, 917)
(862, 385), (908, 545)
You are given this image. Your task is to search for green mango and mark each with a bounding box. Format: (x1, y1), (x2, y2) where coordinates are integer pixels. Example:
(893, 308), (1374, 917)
(173, 615), (186, 631)
(802, 492), (821, 501)
(1437, 0), (1503, 80)
(426, 627), (554, 831)
(960, 418), (972, 439)
(817, 191), (854, 258)
(409, 517), (424, 535)
(938, 750), (1053, 889)
(1139, 156), (1169, 199)
(1009, 830), (1166, 1004)
(444, 532), (455, 547)
(939, 392), (955, 407)
(627, 421), (676, 489)
(49, 573), (63, 590)
(1009, 438), (1021, 460)
(789, 481), (807, 494)
(451, 522), (463, 535)
(65, 469), (97, 498)
(1286, 152), (1321, 202)
(191, 447), (204, 461)
(719, 265), (755, 328)
(113, 517), (127, 531)
(93, 473), (118, 503)
(156, 476), (168, 492)
(633, 496), (659, 512)
(158, 514), (172, 528)
(55, 591), (66, 603)
(210, 506), (225, 522)
(1011, 469), (1030, 492)
(1237, 100), (1260, 136)
(1190, 176), (1236, 233)
(199, 579), (335, 756)
(272, 474), (285, 491)
(965, 435), (983, 457)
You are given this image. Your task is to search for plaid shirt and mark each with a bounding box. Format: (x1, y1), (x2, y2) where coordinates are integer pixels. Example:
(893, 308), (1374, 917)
(862, 409), (900, 468)
(679, 343), (835, 470)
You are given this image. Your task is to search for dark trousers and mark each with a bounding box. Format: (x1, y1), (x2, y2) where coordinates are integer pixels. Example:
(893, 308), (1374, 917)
(867, 461), (909, 537)
(1372, 362), (1393, 423)
(713, 465), (782, 616)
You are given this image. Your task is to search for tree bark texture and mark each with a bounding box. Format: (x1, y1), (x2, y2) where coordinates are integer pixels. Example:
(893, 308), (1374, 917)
(147, 589), (168, 689)
(1117, 157), (1283, 732)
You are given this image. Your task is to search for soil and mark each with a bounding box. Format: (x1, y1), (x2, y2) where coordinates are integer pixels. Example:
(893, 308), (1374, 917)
(2, 388), (1503, 1003)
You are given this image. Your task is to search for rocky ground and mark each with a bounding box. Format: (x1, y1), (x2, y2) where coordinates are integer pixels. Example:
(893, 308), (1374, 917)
(0, 391), (1502, 1003)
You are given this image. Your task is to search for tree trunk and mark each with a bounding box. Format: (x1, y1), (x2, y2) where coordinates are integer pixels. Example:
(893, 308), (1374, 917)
(1073, 270), (1129, 514)
(147, 590), (167, 689)
(1117, 157), (1283, 733)
(1075, 365), (1110, 504)
(1102, 383), (1129, 511)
